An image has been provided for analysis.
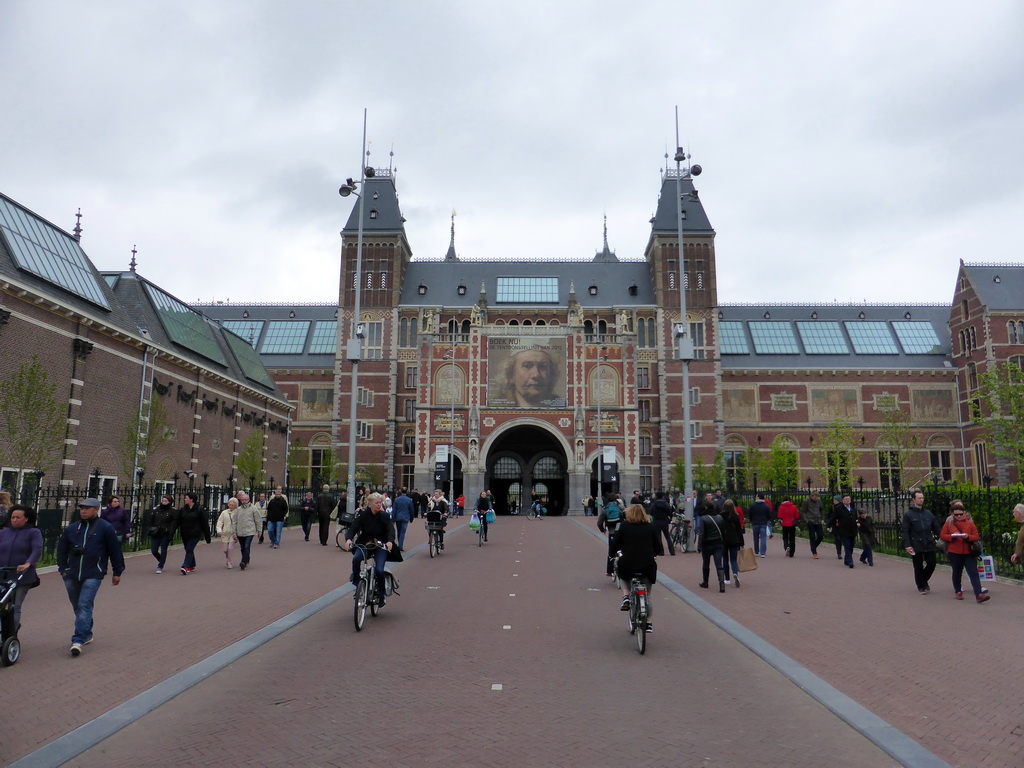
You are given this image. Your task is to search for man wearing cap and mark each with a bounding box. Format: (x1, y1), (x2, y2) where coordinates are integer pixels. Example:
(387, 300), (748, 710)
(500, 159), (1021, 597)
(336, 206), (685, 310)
(56, 498), (125, 657)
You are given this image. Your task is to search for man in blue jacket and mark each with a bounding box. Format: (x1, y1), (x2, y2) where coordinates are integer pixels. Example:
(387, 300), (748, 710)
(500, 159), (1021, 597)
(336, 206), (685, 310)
(57, 498), (125, 657)
(391, 489), (415, 550)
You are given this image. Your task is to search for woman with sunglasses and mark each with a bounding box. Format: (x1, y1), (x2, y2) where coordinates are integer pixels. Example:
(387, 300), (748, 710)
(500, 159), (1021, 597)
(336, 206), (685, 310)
(939, 500), (990, 603)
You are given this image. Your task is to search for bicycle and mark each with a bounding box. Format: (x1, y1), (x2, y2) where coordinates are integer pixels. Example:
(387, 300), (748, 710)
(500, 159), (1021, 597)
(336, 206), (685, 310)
(625, 573), (651, 655)
(526, 504), (544, 520)
(473, 511), (490, 546)
(349, 541), (388, 631)
(426, 519), (445, 558)
(669, 513), (691, 553)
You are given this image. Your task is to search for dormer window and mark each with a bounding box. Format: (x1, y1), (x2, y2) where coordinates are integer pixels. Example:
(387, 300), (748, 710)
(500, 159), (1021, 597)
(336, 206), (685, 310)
(369, 209), (378, 219)
(589, 285), (598, 296)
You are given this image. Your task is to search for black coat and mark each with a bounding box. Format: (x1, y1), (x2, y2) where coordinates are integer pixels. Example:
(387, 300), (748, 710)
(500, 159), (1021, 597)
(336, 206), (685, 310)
(698, 513), (727, 549)
(902, 506), (940, 552)
(173, 504), (211, 543)
(828, 504), (858, 538)
(611, 521), (659, 584)
(721, 509), (744, 548)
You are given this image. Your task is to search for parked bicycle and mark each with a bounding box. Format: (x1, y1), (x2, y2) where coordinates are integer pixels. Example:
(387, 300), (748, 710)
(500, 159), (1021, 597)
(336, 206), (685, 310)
(625, 572), (651, 655)
(669, 513), (691, 553)
(348, 541), (396, 631)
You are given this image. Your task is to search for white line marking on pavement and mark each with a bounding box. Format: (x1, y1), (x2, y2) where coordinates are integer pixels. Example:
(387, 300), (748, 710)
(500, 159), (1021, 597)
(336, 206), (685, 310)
(502, 625), (511, 630)
(491, 684), (503, 691)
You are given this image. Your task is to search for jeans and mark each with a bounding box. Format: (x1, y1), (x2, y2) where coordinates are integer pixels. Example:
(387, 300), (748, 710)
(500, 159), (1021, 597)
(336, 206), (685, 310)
(752, 524), (768, 556)
(238, 535), (254, 566)
(912, 551), (938, 590)
(701, 545), (725, 585)
(300, 511), (314, 539)
(782, 526), (796, 556)
(267, 520), (283, 546)
(394, 519), (409, 549)
(63, 577), (102, 645)
(181, 537), (200, 569)
(351, 546), (389, 595)
(806, 523), (824, 555)
(150, 535), (170, 568)
(947, 552), (982, 596)
(723, 545), (740, 580)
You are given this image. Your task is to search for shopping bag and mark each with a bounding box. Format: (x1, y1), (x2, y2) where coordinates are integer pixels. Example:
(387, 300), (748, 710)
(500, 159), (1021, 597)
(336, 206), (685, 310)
(486, 511), (495, 524)
(978, 554), (996, 581)
(469, 513), (481, 532)
(738, 547), (758, 573)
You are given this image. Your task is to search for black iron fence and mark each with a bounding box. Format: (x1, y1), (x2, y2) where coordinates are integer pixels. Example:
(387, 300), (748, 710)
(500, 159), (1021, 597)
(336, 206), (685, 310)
(693, 484), (1024, 581)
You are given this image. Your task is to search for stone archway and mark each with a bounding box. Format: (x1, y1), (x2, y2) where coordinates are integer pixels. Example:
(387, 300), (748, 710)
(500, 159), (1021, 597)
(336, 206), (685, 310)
(482, 424), (570, 515)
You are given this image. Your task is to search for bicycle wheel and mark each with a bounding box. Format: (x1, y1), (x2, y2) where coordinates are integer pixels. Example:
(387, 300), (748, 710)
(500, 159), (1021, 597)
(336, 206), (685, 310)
(429, 532), (437, 558)
(527, 509), (536, 520)
(370, 573), (380, 617)
(336, 530), (345, 549)
(353, 577), (367, 631)
(636, 607), (647, 654)
(478, 525), (484, 546)
(628, 593), (638, 635)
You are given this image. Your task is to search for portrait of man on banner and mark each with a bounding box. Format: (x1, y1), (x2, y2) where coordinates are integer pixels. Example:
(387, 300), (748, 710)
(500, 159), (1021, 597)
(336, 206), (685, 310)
(487, 337), (567, 408)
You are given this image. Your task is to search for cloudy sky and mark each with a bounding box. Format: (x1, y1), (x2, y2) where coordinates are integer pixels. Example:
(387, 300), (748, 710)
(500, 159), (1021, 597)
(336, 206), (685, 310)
(2, 1), (1022, 307)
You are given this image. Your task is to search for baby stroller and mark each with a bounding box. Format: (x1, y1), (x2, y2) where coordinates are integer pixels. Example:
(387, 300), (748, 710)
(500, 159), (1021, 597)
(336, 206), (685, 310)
(0, 570), (23, 666)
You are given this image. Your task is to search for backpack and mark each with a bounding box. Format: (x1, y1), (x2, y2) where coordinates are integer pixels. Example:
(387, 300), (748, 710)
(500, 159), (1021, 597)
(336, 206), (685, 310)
(605, 501), (621, 522)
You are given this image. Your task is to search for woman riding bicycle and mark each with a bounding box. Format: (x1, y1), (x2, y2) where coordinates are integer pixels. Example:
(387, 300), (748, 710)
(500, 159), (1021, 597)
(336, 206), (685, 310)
(426, 490), (448, 550)
(344, 493), (396, 605)
(611, 504), (660, 632)
(473, 491), (491, 542)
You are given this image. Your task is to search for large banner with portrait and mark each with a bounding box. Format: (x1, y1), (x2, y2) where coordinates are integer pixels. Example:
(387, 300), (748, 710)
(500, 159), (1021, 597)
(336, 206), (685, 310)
(487, 336), (567, 408)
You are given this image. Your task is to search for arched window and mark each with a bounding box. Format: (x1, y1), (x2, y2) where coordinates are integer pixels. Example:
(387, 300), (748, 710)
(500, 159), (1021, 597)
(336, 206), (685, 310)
(533, 456), (562, 479)
(402, 430), (415, 455)
(493, 457), (521, 479)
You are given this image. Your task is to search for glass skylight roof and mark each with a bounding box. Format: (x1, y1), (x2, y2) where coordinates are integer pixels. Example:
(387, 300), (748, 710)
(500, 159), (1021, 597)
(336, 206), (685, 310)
(719, 322), (750, 354)
(496, 276), (559, 303)
(144, 283), (228, 365)
(0, 196), (111, 309)
(224, 331), (276, 389)
(749, 322), (800, 354)
(308, 320), (338, 354)
(893, 321), (943, 354)
(796, 321), (849, 354)
(222, 320), (265, 347)
(845, 321), (899, 354)
(260, 321), (310, 354)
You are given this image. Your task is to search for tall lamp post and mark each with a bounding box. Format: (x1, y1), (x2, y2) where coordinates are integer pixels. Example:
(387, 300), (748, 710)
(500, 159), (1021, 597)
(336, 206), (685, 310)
(596, 344), (607, 499)
(443, 347), (456, 506)
(672, 106), (699, 514)
(339, 109), (371, 523)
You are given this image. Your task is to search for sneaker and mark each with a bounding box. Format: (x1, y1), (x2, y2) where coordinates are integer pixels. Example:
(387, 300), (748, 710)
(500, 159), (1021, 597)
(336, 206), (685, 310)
(239, 562), (246, 570)
(724, 579), (731, 585)
(734, 576), (741, 588)
(620, 596), (630, 611)
(977, 594), (991, 604)
(155, 567), (163, 574)
(955, 592), (964, 600)
(812, 553), (819, 559)
(226, 563), (233, 569)
(644, 623), (653, 633)
(70, 643), (82, 657)
(84, 637), (93, 646)
(698, 582), (709, 589)
(980, 587), (989, 594)
(180, 567), (188, 575)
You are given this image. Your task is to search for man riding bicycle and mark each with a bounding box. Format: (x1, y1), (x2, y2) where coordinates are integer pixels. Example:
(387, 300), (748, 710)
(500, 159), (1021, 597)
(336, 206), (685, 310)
(344, 492), (396, 605)
(473, 491), (492, 542)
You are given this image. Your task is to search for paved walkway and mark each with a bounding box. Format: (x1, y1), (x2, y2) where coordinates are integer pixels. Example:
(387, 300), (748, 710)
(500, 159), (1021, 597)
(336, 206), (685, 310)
(1, 517), (1018, 767)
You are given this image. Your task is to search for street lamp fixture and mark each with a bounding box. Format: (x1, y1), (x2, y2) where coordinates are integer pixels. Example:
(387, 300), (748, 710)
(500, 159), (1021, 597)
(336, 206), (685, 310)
(443, 348), (456, 505)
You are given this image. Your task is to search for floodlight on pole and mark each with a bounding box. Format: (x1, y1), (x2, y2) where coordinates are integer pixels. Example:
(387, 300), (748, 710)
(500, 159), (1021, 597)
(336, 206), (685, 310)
(674, 105), (696, 514)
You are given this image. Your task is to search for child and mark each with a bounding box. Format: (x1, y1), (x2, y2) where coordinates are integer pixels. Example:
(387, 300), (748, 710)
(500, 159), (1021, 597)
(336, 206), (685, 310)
(857, 509), (877, 566)
(217, 498), (238, 568)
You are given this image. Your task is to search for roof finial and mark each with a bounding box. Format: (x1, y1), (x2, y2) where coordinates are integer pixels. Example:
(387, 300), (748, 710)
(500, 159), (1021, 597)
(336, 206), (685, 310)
(388, 144), (394, 174)
(443, 208), (460, 261)
(72, 208), (83, 242)
(129, 245), (138, 273)
(603, 213), (609, 251)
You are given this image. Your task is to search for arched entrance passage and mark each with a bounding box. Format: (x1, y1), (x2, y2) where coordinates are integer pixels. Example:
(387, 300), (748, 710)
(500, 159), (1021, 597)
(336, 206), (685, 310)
(485, 424), (569, 515)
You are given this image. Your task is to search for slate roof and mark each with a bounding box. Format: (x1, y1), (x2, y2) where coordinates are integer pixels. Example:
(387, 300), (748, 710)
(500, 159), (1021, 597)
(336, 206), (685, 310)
(649, 170), (715, 236)
(718, 304), (953, 371)
(962, 263), (1024, 310)
(194, 303), (338, 370)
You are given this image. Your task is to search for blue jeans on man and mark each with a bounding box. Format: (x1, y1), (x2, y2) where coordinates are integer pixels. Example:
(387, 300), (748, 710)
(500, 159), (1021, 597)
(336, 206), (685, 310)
(150, 535), (170, 569)
(752, 524), (768, 556)
(394, 519), (409, 550)
(181, 537), (200, 569)
(267, 520), (283, 547)
(238, 535), (254, 567)
(63, 577), (102, 645)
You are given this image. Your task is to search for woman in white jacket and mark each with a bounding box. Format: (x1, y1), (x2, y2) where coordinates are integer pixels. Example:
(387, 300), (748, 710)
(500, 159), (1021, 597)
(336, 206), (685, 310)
(216, 498), (238, 568)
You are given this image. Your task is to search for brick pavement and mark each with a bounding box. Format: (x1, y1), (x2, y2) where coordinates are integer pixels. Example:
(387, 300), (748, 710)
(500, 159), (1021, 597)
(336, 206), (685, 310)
(18, 516), (896, 768)
(4, 516), (1016, 767)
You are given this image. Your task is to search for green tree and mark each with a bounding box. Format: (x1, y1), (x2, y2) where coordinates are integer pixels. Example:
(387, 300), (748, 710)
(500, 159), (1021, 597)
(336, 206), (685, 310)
(674, 452), (724, 491)
(975, 361), (1024, 478)
(236, 429), (266, 486)
(743, 446), (766, 489)
(0, 356), (66, 485)
(878, 408), (922, 490)
(121, 395), (171, 480)
(810, 419), (859, 491)
(763, 436), (799, 489)
(286, 439), (309, 487)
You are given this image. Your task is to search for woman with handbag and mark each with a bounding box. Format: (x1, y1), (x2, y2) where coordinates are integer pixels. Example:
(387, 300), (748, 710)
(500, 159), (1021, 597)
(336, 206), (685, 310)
(939, 500), (990, 603)
(473, 492), (492, 543)
(720, 500), (745, 588)
(141, 494), (176, 574)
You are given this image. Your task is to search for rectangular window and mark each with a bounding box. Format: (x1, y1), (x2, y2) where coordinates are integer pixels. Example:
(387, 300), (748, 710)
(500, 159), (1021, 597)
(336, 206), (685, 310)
(638, 399), (652, 421)
(844, 322), (899, 355)
(401, 465), (415, 489)
(689, 387), (699, 407)
(496, 276), (559, 303)
(796, 321), (849, 354)
(357, 387), (374, 408)
(929, 450), (952, 483)
(719, 322), (749, 354)
(690, 422), (702, 440)
(357, 421), (373, 441)
(637, 366), (650, 389)
(260, 320), (311, 354)
(639, 466), (653, 493)
(308, 321), (338, 354)
(690, 320), (706, 360)
(405, 364), (419, 389)
(892, 322), (942, 355)
(749, 321), (800, 354)
(403, 432), (415, 455)
(878, 450), (901, 491)
(87, 475), (117, 502)
(639, 434), (652, 456)
(724, 450), (746, 491)
(363, 322), (384, 360)
(222, 320), (265, 347)
(404, 398), (415, 421)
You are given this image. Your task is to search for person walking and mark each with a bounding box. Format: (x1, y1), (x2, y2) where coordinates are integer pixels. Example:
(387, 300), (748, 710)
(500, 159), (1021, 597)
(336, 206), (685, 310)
(141, 494), (176, 574)
(777, 496), (800, 557)
(299, 491), (316, 541)
(857, 508), (877, 566)
(748, 494), (772, 558)
(801, 491), (825, 559)
(902, 490), (941, 594)
(940, 500), (990, 603)
(56, 498), (125, 656)
(828, 495), (858, 569)
(720, 499), (745, 588)
(648, 490), (675, 556)
(0, 505), (43, 632)
(216, 498), (238, 568)
(254, 492), (269, 545)
(232, 491), (262, 571)
(1011, 504), (1024, 567)
(100, 495), (131, 545)
(391, 489), (414, 550)
(315, 484), (335, 547)
(696, 504), (728, 592)
(171, 491), (211, 575)
(266, 486), (288, 548)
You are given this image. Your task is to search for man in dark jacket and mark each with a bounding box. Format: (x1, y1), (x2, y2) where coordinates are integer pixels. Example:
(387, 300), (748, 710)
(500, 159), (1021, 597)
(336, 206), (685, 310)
(315, 484), (335, 547)
(902, 490), (941, 593)
(299, 492), (316, 541)
(57, 498), (125, 657)
(748, 494), (772, 557)
(828, 495), (858, 568)
(801, 491), (825, 558)
(391, 490), (415, 550)
(266, 487), (289, 548)
(648, 490), (675, 556)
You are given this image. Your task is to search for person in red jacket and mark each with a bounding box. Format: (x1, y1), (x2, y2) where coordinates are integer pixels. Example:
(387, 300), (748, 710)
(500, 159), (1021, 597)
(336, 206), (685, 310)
(777, 496), (800, 558)
(939, 500), (990, 603)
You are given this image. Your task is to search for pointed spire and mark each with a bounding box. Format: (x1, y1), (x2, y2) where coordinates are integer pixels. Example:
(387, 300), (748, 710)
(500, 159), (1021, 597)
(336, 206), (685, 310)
(129, 245), (138, 273)
(444, 209), (460, 262)
(72, 208), (83, 242)
(593, 214), (619, 262)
